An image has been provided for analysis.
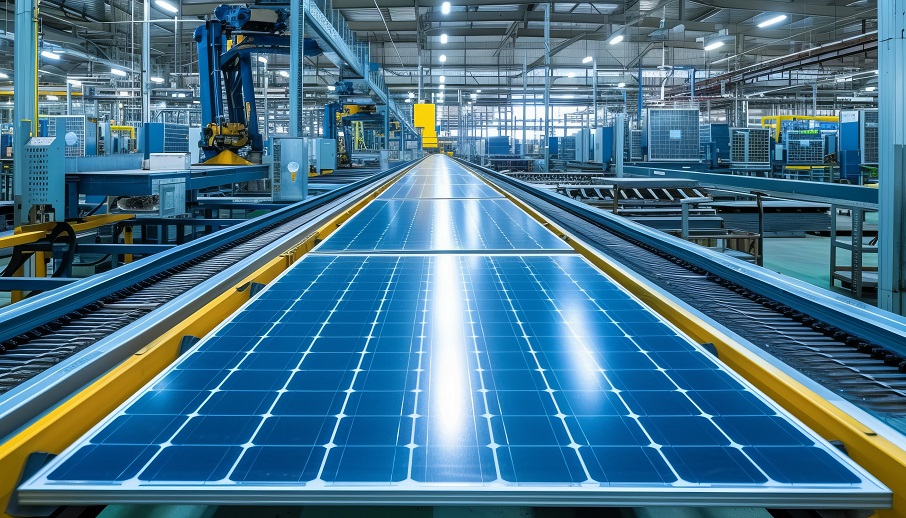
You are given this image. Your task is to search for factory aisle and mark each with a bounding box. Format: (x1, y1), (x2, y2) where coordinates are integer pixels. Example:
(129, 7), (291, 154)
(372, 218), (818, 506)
(20, 155), (887, 509)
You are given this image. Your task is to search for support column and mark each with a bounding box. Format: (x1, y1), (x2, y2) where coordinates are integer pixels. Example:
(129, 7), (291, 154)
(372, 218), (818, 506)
(289, 0), (305, 137)
(614, 112), (624, 177)
(14, 0), (37, 226)
(142, 0), (151, 123)
(592, 57), (597, 128)
(878, 0), (906, 314)
(543, 2), (551, 173)
(522, 60), (527, 156)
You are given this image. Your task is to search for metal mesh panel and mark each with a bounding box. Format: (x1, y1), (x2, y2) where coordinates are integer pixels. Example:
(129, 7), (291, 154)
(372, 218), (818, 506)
(729, 128), (771, 166)
(647, 109), (700, 161)
(786, 139), (825, 165)
(861, 110), (879, 164)
(42, 115), (86, 157)
(699, 124), (711, 159)
(162, 123), (190, 153)
(630, 130), (643, 160)
(559, 136), (576, 161)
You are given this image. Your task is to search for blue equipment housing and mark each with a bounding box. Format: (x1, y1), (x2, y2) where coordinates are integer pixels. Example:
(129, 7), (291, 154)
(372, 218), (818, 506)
(194, 4), (322, 163)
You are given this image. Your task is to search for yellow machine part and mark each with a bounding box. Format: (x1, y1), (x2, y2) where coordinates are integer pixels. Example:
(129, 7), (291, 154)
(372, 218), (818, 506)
(761, 115), (841, 141)
(413, 103), (438, 149)
(203, 149), (254, 165)
(204, 122), (249, 149)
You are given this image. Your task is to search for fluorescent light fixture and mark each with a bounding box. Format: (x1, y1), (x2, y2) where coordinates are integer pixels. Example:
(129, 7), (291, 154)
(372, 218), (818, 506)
(177, 92), (186, 97)
(439, 75), (445, 83)
(41, 50), (61, 60)
(866, 86), (876, 92)
(278, 70), (289, 78)
(192, 100), (200, 104)
(155, 0), (178, 13)
(470, 93), (477, 100)
(439, 54), (447, 63)
(408, 91), (414, 98)
(257, 56), (268, 64)
(608, 34), (624, 45)
(704, 40), (725, 51)
(46, 95), (59, 101)
(757, 14), (787, 28)
(439, 84), (445, 89)
(327, 85), (336, 91)
(150, 76), (165, 83)
(617, 82), (626, 88)
(582, 56), (593, 64)
(67, 78), (81, 86)
(0, 72), (8, 79)
(440, 33), (448, 44)
(111, 67), (128, 76)
(441, 1), (451, 14)
(476, 89), (481, 93)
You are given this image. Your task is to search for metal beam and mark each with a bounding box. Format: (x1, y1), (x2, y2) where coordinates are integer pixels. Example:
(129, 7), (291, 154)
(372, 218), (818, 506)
(691, 0), (872, 18)
(878, 0), (906, 314)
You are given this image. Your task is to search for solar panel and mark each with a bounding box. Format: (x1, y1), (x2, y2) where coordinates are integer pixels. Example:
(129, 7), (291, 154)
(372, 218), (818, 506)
(18, 155), (888, 509)
(20, 253), (887, 507)
(315, 199), (572, 253)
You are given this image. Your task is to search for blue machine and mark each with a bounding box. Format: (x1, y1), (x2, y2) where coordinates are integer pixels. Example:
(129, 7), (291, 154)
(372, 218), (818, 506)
(323, 103), (385, 167)
(194, 4), (323, 163)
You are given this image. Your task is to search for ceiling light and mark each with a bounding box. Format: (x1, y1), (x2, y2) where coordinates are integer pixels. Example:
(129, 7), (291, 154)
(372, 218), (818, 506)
(155, 0), (178, 13)
(150, 76), (165, 83)
(439, 84), (445, 89)
(439, 75), (445, 83)
(257, 56), (267, 64)
(757, 14), (787, 28)
(441, 1), (451, 14)
(440, 33), (448, 44)
(608, 34), (624, 45)
(567, 72), (575, 78)
(408, 91), (414, 98)
(67, 78), (81, 87)
(278, 70), (289, 78)
(0, 72), (8, 79)
(177, 92), (186, 97)
(704, 40), (725, 51)
(439, 54), (447, 63)
(476, 89), (481, 93)
(617, 82), (626, 88)
(46, 95), (59, 101)
(192, 100), (200, 104)
(470, 93), (477, 100)
(41, 50), (61, 60)
(866, 86), (876, 92)
(111, 67), (128, 76)
(405, 98), (412, 103)
(582, 56), (593, 64)
(328, 85), (336, 91)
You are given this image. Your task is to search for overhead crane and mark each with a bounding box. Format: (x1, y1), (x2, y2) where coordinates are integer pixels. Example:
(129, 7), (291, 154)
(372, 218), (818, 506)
(0, 156), (905, 517)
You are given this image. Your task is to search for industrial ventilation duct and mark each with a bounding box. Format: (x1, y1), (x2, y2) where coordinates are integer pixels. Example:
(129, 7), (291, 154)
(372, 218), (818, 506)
(46, 0), (111, 23)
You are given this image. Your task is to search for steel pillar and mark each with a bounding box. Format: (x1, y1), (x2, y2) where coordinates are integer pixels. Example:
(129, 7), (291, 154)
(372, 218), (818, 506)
(592, 57), (597, 128)
(878, 0), (906, 314)
(14, 0), (38, 226)
(615, 113), (624, 177)
(142, 0), (151, 123)
(543, 2), (551, 173)
(290, 0), (304, 137)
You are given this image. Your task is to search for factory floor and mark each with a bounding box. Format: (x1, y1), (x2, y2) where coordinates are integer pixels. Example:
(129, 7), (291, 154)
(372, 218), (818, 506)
(762, 211), (879, 303)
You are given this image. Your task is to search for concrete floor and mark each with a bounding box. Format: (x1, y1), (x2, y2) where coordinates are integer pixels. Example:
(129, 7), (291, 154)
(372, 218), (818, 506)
(762, 212), (879, 303)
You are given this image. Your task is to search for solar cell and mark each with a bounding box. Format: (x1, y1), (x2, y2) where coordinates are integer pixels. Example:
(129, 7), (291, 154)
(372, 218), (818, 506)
(18, 156), (888, 509)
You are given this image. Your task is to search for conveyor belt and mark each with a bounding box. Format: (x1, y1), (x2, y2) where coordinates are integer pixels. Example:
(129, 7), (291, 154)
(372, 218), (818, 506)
(469, 162), (906, 429)
(18, 156), (889, 510)
(0, 163), (412, 439)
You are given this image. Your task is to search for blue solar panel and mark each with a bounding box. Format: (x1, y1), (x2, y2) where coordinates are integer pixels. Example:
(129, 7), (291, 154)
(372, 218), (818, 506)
(315, 199), (572, 253)
(18, 155), (888, 508)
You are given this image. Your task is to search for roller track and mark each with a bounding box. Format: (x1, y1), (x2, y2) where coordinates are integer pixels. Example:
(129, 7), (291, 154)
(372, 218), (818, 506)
(0, 163), (412, 400)
(471, 162), (906, 430)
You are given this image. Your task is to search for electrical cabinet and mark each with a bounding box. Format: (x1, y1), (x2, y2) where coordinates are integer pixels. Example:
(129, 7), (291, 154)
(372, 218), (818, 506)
(268, 137), (308, 202)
